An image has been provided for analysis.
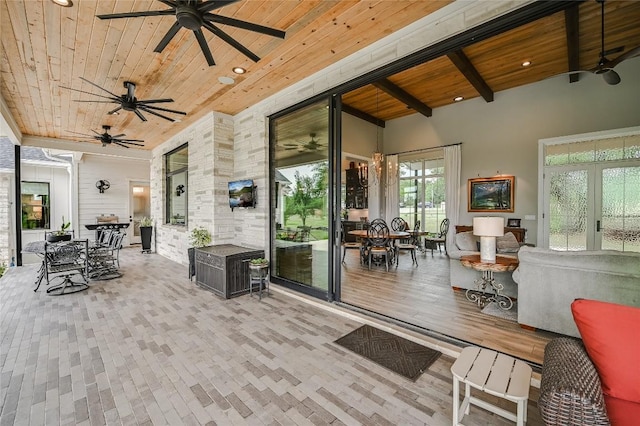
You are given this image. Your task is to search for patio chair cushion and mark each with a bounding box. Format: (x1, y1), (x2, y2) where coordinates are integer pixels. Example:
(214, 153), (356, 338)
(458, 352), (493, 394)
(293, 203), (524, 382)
(571, 299), (640, 404)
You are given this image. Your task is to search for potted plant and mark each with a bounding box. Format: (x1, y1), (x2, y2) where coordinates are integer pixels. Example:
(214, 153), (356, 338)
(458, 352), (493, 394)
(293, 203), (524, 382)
(140, 216), (153, 253)
(188, 226), (212, 280)
(47, 217), (72, 242)
(249, 257), (269, 267)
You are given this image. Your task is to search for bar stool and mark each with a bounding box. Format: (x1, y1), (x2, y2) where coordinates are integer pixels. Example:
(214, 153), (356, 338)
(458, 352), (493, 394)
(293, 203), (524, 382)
(248, 263), (269, 300)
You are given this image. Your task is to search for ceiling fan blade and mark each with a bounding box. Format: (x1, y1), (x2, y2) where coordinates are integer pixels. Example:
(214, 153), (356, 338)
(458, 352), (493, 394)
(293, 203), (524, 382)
(79, 77), (121, 98)
(194, 29), (216, 66)
(204, 13), (286, 39)
(141, 104), (187, 115)
(154, 21), (182, 53)
(107, 106), (122, 115)
(112, 141), (131, 149)
(609, 46), (640, 68)
(97, 9), (174, 20)
(114, 140), (145, 146)
(61, 86), (118, 101)
(116, 138), (145, 143)
(73, 100), (117, 103)
(91, 129), (102, 136)
(202, 22), (260, 62)
(138, 106), (176, 122)
(65, 131), (95, 138)
(198, 1), (241, 13)
(136, 98), (175, 104)
(134, 109), (148, 122)
(110, 134), (126, 139)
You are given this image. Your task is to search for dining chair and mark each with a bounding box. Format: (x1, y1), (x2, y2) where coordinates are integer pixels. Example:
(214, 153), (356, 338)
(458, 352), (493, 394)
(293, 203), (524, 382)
(391, 217), (408, 232)
(396, 220), (419, 266)
(425, 218), (449, 256)
(341, 222), (362, 264)
(43, 239), (90, 295)
(366, 220), (393, 271)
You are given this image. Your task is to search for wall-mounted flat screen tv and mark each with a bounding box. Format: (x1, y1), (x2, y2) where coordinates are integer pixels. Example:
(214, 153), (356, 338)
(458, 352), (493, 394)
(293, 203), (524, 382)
(228, 179), (255, 209)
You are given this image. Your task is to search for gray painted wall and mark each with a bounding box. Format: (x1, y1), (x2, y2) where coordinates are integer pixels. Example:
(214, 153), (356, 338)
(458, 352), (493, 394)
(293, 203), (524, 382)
(383, 58), (640, 245)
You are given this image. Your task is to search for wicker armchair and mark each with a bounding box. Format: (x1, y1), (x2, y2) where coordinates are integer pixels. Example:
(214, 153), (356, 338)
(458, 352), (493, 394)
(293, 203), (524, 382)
(539, 337), (609, 425)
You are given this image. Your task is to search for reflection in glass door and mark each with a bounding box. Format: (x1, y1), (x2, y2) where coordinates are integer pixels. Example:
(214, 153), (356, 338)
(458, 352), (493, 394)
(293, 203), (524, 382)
(270, 100), (331, 296)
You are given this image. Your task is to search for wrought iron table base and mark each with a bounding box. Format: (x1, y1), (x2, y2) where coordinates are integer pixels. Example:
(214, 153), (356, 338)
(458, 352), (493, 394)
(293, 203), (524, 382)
(465, 270), (514, 310)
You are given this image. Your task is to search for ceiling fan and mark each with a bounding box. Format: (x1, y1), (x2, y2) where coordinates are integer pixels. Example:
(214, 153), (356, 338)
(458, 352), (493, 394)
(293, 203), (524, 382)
(67, 125), (145, 149)
(568, 0), (640, 85)
(283, 133), (323, 152)
(62, 77), (187, 122)
(96, 0), (286, 67)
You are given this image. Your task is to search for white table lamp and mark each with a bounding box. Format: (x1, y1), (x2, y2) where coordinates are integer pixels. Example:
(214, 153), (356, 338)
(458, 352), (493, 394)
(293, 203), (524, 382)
(473, 217), (504, 263)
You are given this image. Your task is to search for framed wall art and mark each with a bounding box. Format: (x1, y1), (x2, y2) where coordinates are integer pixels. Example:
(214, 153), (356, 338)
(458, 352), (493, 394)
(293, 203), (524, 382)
(468, 176), (515, 212)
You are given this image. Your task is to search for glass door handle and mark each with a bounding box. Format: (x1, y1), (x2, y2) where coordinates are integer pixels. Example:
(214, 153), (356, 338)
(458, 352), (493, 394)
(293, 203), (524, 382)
(596, 220), (601, 232)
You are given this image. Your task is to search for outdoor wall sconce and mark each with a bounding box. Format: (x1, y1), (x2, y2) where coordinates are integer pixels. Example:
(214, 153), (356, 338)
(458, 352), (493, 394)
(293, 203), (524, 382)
(176, 184), (185, 196)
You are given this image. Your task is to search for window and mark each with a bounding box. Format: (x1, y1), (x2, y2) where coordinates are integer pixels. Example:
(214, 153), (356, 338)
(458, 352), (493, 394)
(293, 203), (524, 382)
(165, 144), (188, 225)
(21, 181), (50, 230)
(398, 154), (445, 232)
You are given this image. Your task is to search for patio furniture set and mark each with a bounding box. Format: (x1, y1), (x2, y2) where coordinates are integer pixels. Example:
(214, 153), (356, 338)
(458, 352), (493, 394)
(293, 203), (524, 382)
(25, 229), (126, 296)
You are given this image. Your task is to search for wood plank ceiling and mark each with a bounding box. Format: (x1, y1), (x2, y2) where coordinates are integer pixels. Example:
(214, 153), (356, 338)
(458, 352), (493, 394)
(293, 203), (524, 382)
(1, 0), (640, 151)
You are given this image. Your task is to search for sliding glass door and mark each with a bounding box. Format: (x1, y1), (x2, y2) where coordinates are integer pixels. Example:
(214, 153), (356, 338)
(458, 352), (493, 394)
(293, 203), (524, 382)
(270, 99), (334, 298)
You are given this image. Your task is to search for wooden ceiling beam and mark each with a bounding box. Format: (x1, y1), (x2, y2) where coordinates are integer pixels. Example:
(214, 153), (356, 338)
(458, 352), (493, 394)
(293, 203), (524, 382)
(564, 4), (581, 83)
(372, 79), (432, 118)
(342, 104), (386, 128)
(446, 50), (494, 102)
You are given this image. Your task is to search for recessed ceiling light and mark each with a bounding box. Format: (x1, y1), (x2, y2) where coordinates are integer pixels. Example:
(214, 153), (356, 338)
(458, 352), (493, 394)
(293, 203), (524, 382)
(453, 96), (464, 102)
(521, 60), (532, 67)
(51, 0), (73, 7)
(232, 67), (246, 74)
(218, 76), (235, 85)
(109, 111), (119, 115)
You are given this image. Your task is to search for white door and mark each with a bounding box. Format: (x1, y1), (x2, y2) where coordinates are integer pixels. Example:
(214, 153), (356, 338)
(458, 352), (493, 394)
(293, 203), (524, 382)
(543, 161), (640, 251)
(129, 181), (150, 245)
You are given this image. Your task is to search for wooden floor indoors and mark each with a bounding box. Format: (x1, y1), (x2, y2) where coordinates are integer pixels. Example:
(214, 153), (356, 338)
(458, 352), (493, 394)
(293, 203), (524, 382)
(340, 247), (559, 366)
(0, 247), (547, 425)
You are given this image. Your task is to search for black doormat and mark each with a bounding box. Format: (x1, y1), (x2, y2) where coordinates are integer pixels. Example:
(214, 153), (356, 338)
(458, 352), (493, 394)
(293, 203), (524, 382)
(335, 324), (441, 381)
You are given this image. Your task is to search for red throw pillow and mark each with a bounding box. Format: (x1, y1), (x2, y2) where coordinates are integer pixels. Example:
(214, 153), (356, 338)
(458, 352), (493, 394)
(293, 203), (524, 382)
(571, 299), (640, 404)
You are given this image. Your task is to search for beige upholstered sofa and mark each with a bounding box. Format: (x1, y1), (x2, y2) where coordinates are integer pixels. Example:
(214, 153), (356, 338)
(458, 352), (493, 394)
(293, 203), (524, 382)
(513, 246), (640, 337)
(448, 231), (521, 298)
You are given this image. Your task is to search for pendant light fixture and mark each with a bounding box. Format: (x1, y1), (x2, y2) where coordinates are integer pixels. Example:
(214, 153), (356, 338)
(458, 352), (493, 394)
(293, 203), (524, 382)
(371, 88), (384, 183)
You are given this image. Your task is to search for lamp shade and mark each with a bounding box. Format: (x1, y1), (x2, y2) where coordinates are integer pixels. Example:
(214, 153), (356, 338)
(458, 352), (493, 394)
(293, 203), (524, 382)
(473, 217), (504, 237)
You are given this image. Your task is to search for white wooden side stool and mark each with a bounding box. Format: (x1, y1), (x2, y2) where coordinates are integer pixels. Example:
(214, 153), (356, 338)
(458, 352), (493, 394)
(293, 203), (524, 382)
(450, 346), (532, 426)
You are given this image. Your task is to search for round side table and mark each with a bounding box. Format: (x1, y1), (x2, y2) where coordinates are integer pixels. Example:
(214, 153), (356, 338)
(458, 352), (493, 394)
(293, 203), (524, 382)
(460, 255), (518, 310)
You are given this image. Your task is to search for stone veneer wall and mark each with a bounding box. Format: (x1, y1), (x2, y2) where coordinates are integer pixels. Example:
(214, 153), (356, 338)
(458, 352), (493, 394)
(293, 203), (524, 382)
(151, 112), (235, 265)
(0, 172), (12, 265)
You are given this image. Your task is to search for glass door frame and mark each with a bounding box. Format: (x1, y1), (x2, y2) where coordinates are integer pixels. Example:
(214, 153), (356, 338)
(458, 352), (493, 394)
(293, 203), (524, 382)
(538, 125), (640, 249)
(268, 95), (341, 301)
